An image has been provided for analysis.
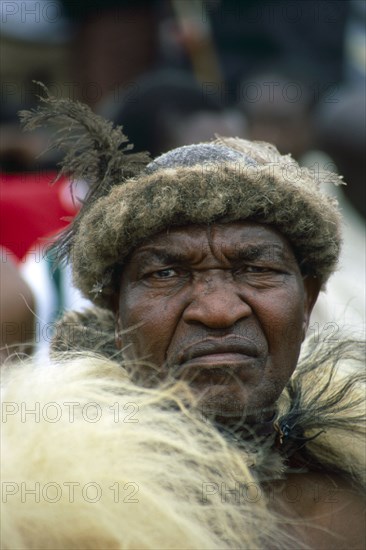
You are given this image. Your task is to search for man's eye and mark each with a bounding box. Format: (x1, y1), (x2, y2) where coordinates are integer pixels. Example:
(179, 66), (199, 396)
(245, 266), (271, 273)
(234, 265), (271, 274)
(152, 268), (177, 278)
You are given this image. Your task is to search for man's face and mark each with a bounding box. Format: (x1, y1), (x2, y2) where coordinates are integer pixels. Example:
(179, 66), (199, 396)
(116, 222), (319, 421)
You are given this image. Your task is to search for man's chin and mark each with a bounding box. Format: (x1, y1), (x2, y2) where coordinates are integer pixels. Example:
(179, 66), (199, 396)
(193, 384), (274, 426)
(194, 383), (249, 419)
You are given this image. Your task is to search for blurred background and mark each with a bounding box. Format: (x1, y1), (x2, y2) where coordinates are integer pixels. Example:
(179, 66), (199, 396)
(1, 0), (365, 359)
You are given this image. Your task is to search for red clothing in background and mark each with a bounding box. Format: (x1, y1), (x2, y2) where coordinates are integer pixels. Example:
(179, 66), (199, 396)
(0, 171), (78, 261)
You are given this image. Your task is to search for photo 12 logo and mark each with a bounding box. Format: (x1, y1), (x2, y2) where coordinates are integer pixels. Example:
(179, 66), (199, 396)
(2, 481), (139, 504)
(1, 400), (139, 424)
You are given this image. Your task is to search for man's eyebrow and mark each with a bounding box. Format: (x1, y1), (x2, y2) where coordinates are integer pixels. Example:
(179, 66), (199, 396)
(133, 243), (293, 264)
(230, 244), (291, 262)
(132, 248), (187, 265)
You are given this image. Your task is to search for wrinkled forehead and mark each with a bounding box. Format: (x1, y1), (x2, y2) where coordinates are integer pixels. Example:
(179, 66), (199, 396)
(126, 221), (299, 264)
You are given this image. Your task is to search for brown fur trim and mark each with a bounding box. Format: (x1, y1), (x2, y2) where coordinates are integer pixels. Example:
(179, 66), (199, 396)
(73, 142), (341, 305)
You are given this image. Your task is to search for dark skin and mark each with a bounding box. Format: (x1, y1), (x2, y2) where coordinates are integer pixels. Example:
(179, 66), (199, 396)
(116, 222), (319, 421)
(269, 472), (365, 549)
(115, 221), (365, 548)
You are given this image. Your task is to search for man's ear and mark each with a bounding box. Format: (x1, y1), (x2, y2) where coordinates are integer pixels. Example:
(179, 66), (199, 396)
(302, 276), (321, 340)
(114, 308), (122, 350)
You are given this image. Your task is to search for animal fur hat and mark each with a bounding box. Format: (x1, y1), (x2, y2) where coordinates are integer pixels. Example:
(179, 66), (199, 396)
(21, 88), (342, 307)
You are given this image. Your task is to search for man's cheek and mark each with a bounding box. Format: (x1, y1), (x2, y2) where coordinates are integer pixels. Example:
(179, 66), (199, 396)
(267, 298), (303, 337)
(134, 321), (172, 366)
(270, 321), (303, 345)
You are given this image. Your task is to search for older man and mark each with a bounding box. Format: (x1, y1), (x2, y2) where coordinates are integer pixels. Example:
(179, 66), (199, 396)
(21, 93), (365, 548)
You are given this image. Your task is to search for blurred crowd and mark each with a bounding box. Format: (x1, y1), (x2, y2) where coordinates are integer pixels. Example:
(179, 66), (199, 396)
(1, 0), (365, 361)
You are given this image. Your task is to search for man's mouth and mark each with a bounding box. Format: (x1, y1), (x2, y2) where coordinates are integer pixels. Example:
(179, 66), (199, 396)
(173, 337), (259, 376)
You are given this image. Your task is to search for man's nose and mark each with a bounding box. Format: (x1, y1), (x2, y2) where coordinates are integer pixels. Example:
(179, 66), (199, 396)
(182, 275), (252, 329)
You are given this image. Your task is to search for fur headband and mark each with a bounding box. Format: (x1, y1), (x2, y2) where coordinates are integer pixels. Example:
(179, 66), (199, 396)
(21, 88), (342, 307)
